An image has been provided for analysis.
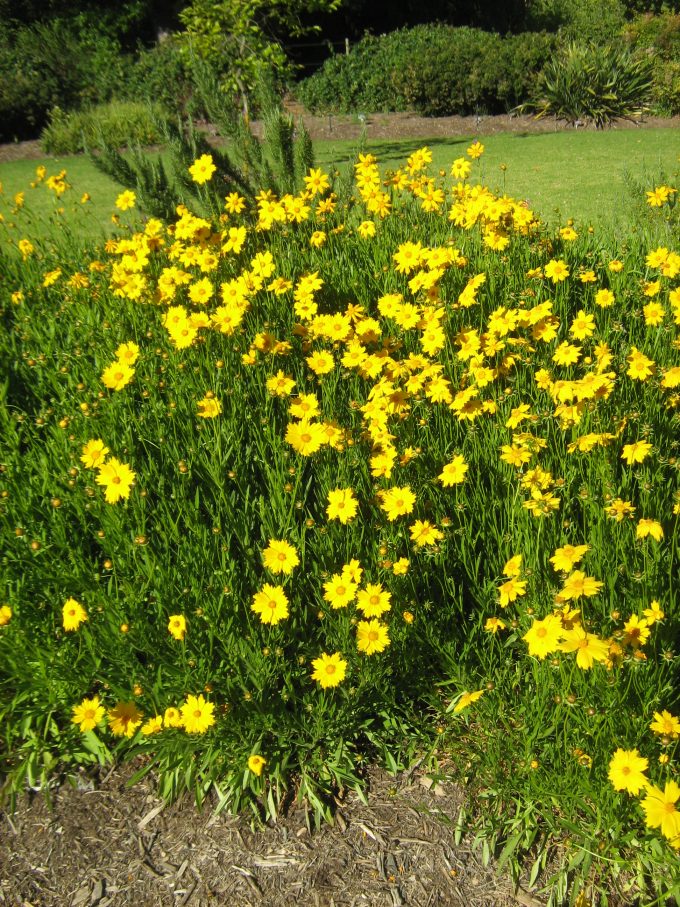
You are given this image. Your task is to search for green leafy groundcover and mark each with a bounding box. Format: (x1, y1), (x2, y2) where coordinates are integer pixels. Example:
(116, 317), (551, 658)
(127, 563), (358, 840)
(1, 145), (679, 904)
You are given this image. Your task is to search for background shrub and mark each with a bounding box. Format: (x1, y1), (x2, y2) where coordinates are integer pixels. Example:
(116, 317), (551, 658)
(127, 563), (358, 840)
(121, 39), (203, 120)
(623, 11), (680, 115)
(525, 41), (654, 127)
(0, 20), (126, 142)
(40, 101), (168, 155)
(295, 25), (556, 117)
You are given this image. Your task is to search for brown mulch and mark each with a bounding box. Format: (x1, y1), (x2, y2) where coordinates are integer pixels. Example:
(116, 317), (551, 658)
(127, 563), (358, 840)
(2, 111), (679, 164)
(0, 763), (539, 907)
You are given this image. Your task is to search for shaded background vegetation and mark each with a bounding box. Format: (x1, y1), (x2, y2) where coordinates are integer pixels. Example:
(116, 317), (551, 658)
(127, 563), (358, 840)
(0, 0), (679, 143)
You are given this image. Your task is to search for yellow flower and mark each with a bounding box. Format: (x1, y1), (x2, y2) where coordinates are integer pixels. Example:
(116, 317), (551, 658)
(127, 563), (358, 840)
(306, 350), (335, 375)
(142, 715), (164, 735)
(115, 190), (136, 211)
(643, 600), (664, 625)
(225, 192), (246, 214)
(626, 347), (655, 381)
(101, 361), (134, 391)
(636, 518), (663, 541)
(439, 454), (468, 486)
(262, 539), (299, 575)
(356, 619), (390, 655)
(484, 616), (506, 634)
(498, 577), (526, 607)
(311, 652), (347, 689)
(115, 341), (140, 365)
(197, 395), (222, 418)
(108, 701), (143, 737)
(72, 695), (105, 732)
(558, 570), (603, 600)
(466, 141), (484, 159)
(380, 486), (416, 521)
(248, 754), (267, 776)
(549, 544), (589, 572)
(604, 498), (635, 521)
(641, 781), (680, 843)
(267, 370), (296, 397)
(559, 626), (609, 669)
(650, 710), (680, 739)
(180, 694), (215, 734)
(594, 289), (615, 308)
(95, 458), (136, 504)
(544, 259), (569, 283)
(622, 615), (650, 649)
(392, 557), (409, 576)
(327, 488), (359, 523)
(168, 614), (187, 641)
(0, 605), (12, 626)
(453, 689), (484, 713)
(189, 154), (216, 184)
(621, 440), (652, 465)
(285, 420), (327, 456)
(164, 706), (183, 728)
(323, 574), (357, 609)
(80, 439), (110, 469)
(503, 554), (522, 577)
(409, 520), (443, 548)
(251, 585), (289, 625)
(356, 583), (391, 618)
(451, 157), (472, 179)
(608, 748), (649, 794)
(63, 598), (87, 631)
(523, 615), (564, 659)
(357, 220), (376, 238)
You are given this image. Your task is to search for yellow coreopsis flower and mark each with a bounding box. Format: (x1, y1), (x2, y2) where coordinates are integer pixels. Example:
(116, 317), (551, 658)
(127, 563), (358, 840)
(262, 539), (299, 575)
(72, 695), (105, 732)
(108, 701), (143, 737)
(326, 488), (359, 523)
(608, 749), (648, 795)
(180, 694), (215, 734)
(189, 154), (216, 184)
(95, 458), (136, 504)
(80, 439), (110, 470)
(168, 614), (187, 641)
(63, 598), (87, 631)
(453, 689), (484, 712)
(248, 754), (267, 776)
(197, 395), (222, 418)
(115, 190), (136, 211)
(311, 652), (347, 689)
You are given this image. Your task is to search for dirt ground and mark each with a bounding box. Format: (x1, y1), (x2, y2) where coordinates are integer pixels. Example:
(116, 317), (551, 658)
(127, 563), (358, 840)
(1, 110), (679, 164)
(0, 763), (537, 907)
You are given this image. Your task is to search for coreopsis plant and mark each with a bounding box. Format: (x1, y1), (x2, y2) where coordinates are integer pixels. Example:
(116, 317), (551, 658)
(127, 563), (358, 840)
(1, 147), (679, 902)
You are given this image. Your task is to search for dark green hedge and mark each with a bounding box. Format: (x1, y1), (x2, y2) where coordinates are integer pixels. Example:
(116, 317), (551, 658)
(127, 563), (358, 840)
(295, 25), (557, 117)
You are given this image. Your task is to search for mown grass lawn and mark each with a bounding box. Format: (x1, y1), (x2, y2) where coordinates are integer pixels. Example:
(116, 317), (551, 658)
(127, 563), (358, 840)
(1, 126), (678, 238)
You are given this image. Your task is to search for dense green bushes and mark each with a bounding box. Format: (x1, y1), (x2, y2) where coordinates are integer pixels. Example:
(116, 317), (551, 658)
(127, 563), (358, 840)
(296, 25), (556, 116)
(398, 28), (558, 117)
(295, 16), (679, 120)
(0, 20), (126, 142)
(624, 11), (680, 115)
(40, 101), (168, 155)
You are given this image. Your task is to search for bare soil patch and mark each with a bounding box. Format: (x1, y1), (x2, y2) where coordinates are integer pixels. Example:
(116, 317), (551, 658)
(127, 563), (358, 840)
(0, 763), (531, 907)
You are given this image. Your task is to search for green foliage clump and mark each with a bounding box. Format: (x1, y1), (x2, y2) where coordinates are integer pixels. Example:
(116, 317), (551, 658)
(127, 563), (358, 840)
(90, 69), (314, 222)
(624, 11), (680, 115)
(525, 42), (654, 127)
(40, 101), (168, 155)
(295, 25), (556, 117)
(121, 39), (202, 120)
(399, 29), (557, 117)
(0, 19), (126, 142)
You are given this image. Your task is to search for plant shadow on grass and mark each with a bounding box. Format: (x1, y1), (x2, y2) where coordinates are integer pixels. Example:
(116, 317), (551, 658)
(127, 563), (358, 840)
(319, 135), (469, 167)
